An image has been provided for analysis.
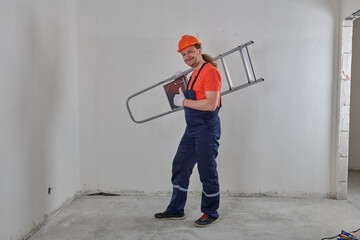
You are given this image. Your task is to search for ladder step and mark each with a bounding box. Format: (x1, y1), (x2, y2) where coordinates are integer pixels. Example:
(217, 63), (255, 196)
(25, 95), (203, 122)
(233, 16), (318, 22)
(220, 57), (234, 90)
(240, 47), (257, 83)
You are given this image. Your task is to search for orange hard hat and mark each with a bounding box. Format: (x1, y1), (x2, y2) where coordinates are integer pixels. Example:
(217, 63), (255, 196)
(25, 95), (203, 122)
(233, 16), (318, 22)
(177, 35), (201, 52)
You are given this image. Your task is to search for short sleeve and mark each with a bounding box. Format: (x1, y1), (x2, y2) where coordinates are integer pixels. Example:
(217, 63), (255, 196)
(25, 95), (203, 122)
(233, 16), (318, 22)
(203, 67), (221, 92)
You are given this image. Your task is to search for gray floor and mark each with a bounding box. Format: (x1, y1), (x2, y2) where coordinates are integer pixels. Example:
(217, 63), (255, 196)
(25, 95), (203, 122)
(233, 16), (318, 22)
(28, 172), (360, 240)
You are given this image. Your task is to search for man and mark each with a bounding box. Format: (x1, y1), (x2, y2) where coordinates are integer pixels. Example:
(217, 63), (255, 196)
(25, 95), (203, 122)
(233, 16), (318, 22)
(155, 35), (222, 227)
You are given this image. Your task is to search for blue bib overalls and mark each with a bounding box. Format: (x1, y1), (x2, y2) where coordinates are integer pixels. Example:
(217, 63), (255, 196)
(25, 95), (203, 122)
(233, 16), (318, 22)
(167, 63), (221, 218)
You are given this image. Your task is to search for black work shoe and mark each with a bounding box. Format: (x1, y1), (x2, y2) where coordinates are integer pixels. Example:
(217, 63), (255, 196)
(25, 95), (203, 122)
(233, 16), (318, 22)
(154, 210), (185, 220)
(194, 214), (219, 227)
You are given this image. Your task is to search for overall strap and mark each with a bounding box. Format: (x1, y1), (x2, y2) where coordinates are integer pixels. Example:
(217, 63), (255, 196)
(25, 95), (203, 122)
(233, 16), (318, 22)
(188, 62), (208, 90)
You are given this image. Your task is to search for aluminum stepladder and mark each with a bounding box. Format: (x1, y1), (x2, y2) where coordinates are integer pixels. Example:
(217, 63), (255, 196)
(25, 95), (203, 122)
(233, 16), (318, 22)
(126, 41), (264, 124)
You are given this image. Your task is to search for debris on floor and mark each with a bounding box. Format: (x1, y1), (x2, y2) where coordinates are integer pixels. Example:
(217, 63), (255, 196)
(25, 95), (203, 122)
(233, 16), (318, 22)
(322, 229), (360, 240)
(87, 192), (120, 196)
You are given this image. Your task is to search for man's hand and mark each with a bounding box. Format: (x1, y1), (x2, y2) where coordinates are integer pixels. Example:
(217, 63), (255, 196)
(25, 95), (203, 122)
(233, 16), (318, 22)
(173, 87), (185, 107)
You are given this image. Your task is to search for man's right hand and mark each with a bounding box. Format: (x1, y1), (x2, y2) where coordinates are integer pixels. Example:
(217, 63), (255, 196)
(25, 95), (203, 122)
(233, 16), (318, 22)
(173, 87), (185, 107)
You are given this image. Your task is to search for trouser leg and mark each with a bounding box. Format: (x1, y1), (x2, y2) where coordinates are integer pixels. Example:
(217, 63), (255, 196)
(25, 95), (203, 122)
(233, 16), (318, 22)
(196, 132), (220, 218)
(167, 128), (196, 215)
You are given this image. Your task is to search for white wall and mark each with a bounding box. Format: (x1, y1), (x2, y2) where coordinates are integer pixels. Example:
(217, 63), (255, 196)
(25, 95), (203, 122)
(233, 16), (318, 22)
(78, 0), (340, 196)
(349, 18), (360, 170)
(3, 1), (360, 239)
(0, 1), (79, 239)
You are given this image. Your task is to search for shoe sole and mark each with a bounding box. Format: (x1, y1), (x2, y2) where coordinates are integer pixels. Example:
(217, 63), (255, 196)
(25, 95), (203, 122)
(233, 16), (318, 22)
(155, 216), (186, 220)
(194, 217), (220, 227)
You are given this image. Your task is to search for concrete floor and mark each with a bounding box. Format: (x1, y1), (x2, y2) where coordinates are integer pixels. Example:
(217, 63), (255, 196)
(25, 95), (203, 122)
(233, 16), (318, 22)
(28, 172), (360, 240)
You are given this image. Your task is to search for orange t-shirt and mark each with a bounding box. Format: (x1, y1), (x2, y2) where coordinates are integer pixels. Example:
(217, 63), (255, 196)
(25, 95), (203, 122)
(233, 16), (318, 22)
(187, 63), (222, 107)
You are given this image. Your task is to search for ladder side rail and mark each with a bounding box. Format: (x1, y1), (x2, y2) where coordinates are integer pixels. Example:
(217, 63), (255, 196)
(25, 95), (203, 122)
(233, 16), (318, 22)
(126, 69), (193, 123)
(214, 41), (254, 60)
(221, 78), (264, 96)
(126, 106), (183, 124)
(126, 91), (184, 124)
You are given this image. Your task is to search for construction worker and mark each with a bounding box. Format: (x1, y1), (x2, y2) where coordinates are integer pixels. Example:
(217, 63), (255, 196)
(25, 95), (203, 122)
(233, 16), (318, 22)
(155, 35), (222, 227)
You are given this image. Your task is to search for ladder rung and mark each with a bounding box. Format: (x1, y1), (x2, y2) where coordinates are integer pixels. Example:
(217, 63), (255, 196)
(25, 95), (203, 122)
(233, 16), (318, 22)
(240, 47), (255, 83)
(220, 57), (234, 90)
(245, 46), (257, 81)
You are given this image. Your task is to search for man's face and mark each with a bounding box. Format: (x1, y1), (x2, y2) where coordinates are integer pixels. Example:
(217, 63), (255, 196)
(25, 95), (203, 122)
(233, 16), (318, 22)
(180, 45), (202, 68)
